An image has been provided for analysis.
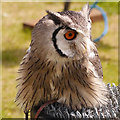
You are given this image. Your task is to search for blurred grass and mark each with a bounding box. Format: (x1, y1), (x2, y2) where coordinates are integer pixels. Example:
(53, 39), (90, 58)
(2, 2), (118, 118)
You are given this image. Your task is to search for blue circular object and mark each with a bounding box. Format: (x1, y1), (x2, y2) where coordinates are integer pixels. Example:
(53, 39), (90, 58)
(90, 1), (108, 42)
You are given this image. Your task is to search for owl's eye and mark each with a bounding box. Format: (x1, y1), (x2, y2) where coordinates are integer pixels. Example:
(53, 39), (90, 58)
(64, 30), (77, 40)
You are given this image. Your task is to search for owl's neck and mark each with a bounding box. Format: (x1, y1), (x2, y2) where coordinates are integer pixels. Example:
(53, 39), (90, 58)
(53, 58), (95, 88)
(53, 59), (107, 109)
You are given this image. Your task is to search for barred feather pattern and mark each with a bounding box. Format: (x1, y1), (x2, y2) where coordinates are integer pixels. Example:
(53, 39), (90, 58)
(15, 36), (108, 112)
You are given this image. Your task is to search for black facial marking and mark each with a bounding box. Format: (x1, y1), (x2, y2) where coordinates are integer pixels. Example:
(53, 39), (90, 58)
(52, 26), (68, 58)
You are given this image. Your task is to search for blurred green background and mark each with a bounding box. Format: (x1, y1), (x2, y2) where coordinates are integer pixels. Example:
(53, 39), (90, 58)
(2, 2), (118, 118)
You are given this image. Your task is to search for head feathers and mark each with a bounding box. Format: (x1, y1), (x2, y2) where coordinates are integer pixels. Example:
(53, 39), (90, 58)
(46, 10), (73, 26)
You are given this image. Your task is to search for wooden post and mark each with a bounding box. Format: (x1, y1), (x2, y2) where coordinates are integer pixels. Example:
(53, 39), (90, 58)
(64, 0), (71, 11)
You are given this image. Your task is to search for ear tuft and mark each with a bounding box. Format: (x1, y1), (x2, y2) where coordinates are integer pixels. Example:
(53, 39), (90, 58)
(46, 10), (59, 18)
(82, 3), (91, 19)
(46, 10), (62, 24)
(46, 10), (73, 26)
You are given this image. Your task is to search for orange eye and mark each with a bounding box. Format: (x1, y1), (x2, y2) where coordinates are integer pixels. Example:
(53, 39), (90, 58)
(64, 30), (77, 40)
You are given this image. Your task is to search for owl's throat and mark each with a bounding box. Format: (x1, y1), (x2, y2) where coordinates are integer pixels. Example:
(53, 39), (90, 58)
(54, 60), (107, 110)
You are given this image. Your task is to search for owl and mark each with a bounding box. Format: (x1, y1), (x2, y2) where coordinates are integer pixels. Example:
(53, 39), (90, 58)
(16, 4), (108, 114)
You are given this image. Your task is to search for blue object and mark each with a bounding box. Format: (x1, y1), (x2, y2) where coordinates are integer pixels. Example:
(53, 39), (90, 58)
(90, 1), (108, 42)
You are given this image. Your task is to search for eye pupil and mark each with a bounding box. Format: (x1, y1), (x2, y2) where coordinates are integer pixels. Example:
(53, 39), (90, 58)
(64, 30), (77, 40)
(68, 33), (72, 36)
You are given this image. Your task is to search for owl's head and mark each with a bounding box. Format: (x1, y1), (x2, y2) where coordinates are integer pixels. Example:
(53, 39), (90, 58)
(32, 4), (93, 62)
